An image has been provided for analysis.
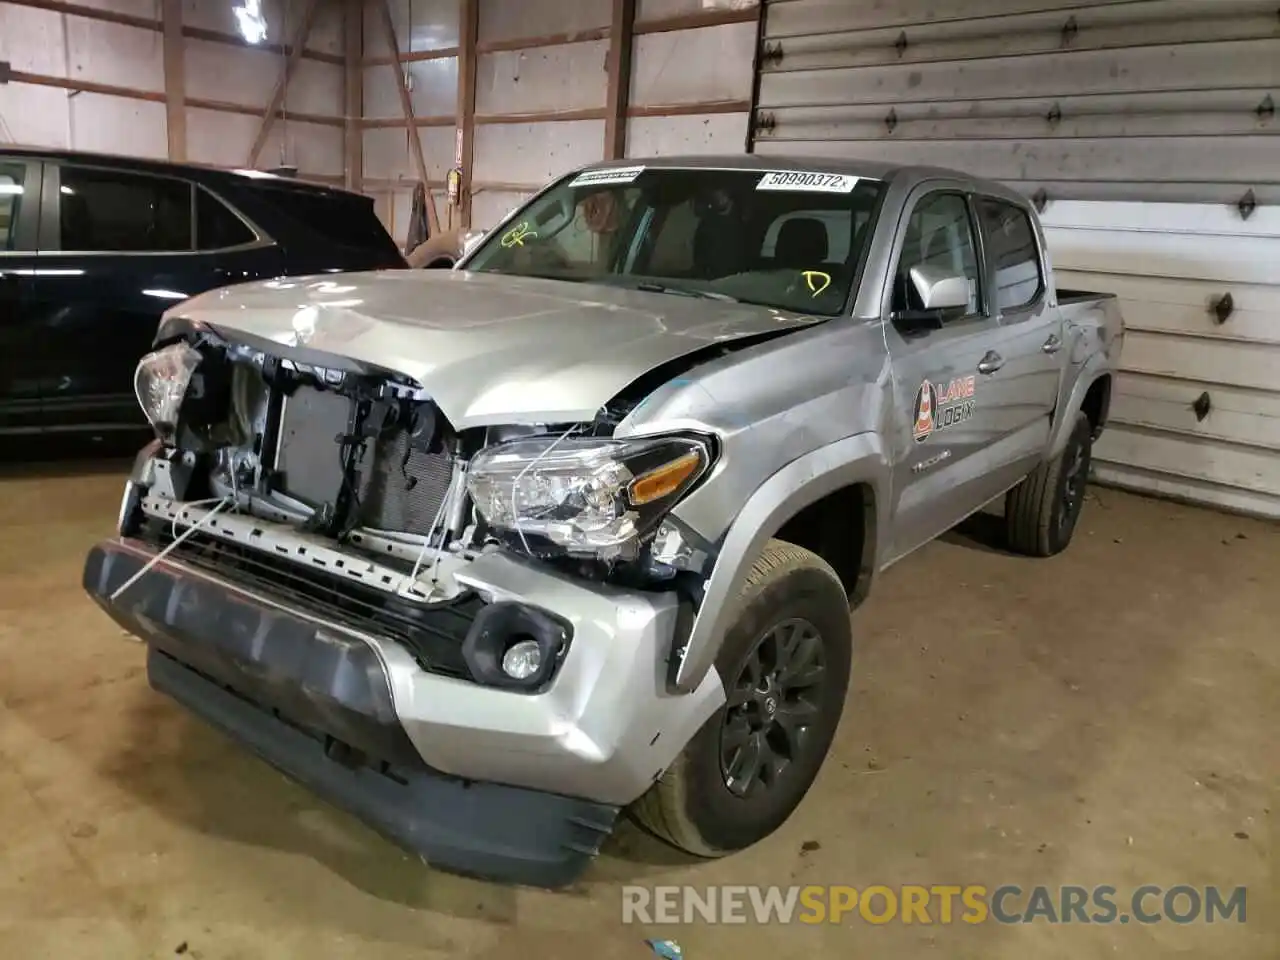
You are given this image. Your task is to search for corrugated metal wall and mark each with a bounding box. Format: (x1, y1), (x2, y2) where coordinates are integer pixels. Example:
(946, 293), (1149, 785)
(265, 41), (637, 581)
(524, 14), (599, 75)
(753, 0), (1280, 518)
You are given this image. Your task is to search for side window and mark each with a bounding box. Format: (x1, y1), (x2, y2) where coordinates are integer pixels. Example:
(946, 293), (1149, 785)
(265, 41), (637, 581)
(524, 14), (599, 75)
(892, 192), (981, 319)
(196, 188), (256, 250)
(59, 166), (193, 253)
(976, 197), (1043, 312)
(0, 163), (26, 251)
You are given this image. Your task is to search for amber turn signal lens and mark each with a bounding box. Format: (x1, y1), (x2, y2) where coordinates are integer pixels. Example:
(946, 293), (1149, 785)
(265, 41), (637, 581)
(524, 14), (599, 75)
(628, 451), (702, 506)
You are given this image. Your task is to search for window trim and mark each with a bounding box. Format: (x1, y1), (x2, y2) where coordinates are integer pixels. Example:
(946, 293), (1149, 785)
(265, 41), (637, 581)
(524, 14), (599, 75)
(37, 161), (272, 257)
(973, 193), (1046, 320)
(885, 185), (990, 331)
(0, 158), (44, 255)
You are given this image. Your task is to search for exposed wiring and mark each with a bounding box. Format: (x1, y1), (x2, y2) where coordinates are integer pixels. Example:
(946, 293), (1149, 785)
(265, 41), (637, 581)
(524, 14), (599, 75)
(404, 464), (454, 593)
(111, 496), (235, 603)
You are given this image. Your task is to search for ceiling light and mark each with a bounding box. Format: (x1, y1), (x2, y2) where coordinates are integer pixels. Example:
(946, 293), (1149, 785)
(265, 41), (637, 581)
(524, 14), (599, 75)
(233, 0), (267, 44)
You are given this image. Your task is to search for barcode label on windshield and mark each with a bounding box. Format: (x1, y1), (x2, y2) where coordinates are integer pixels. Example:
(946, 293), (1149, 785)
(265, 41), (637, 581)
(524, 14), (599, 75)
(569, 166), (645, 187)
(757, 171), (859, 193)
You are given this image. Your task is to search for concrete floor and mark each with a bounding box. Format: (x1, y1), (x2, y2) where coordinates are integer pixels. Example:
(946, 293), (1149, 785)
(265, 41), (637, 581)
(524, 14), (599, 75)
(0, 462), (1274, 960)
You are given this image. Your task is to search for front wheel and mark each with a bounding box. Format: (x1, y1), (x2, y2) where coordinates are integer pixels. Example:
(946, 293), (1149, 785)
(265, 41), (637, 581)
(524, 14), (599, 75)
(631, 540), (852, 856)
(1005, 411), (1094, 557)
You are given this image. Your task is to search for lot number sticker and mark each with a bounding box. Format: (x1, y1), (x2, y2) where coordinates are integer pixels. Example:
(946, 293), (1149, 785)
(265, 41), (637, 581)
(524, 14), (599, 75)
(569, 166), (645, 188)
(757, 171), (859, 193)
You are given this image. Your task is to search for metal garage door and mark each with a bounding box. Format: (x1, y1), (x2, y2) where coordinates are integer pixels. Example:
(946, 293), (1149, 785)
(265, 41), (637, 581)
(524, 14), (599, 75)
(752, 0), (1280, 518)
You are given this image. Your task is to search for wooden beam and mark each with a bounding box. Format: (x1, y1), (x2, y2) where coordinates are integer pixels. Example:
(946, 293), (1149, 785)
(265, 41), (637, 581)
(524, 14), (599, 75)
(160, 0), (186, 161)
(247, 0), (322, 166)
(377, 0), (440, 233)
(343, 0), (363, 192)
(455, 0), (479, 228)
(603, 0), (635, 160)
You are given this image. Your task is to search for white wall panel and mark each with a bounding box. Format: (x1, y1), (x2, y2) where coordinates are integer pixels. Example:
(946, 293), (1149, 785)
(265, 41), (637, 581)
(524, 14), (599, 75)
(0, 82), (67, 146)
(363, 65), (403, 119)
(66, 18), (165, 92)
(630, 22), (756, 106)
(184, 38), (278, 108)
(475, 42), (609, 114)
(638, 0), (758, 20)
(471, 189), (533, 231)
(283, 59), (343, 117)
(308, 0), (344, 56)
(367, 0), (460, 55)
(408, 57), (460, 117)
(473, 121), (604, 184)
(478, 0), (610, 44)
(626, 112), (749, 156)
(185, 108), (340, 175)
(0, 5), (67, 76)
(70, 93), (168, 159)
(362, 126), (414, 181)
(417, 126), (455, 180)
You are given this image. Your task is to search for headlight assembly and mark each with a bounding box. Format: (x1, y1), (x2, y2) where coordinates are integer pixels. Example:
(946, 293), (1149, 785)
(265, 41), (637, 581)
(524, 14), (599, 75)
(133, 341), (202, 441)
(465, 433), (713, 558)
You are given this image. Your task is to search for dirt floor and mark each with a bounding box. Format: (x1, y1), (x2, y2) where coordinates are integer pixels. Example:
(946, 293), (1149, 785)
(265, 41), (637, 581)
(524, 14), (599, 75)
(0, 459), (1274, 960)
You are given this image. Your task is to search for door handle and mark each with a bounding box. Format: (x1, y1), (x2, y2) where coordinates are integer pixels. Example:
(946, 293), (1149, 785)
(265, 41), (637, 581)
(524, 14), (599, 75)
(977, 350), (1004, 375)
(1042, 334), (1063, 354)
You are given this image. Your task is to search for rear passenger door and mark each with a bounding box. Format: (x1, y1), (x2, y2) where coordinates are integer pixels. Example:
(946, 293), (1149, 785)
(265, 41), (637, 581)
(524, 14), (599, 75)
(30, 163), (272, 434)
(0, 157), (43, 434)
(973, 195), (1063, 486)
(883, 186), (1004, 561)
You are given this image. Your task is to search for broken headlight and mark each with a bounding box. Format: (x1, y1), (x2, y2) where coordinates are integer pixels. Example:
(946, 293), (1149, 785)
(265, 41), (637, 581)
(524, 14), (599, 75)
(466, 433), (713, 558)
(134, 342), (202, 442)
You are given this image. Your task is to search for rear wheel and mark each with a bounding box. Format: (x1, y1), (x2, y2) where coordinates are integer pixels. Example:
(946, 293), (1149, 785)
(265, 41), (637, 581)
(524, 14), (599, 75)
(1005, 411), (1093, 557)
(631, 540), (852, 856)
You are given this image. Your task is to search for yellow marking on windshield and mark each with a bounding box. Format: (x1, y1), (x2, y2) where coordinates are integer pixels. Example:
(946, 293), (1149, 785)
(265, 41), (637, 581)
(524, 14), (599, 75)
(501, 222), (538, 248)
(803, 270), (832, 297)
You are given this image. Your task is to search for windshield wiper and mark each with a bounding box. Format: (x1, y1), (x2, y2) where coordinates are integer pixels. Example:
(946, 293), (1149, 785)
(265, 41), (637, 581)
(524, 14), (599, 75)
(633, 281), (739, 303)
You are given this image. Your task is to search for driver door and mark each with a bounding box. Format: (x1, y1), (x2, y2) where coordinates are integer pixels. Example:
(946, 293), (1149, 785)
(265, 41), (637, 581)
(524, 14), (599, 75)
(883, 187), (1005, 562)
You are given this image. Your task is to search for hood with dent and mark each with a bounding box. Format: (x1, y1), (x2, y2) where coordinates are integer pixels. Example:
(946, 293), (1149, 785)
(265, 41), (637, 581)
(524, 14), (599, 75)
(170, 269), (824, 428)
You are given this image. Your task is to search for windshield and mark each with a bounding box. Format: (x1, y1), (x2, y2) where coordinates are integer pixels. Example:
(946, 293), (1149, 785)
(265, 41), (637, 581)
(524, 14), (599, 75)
(462, 166), (886, 316)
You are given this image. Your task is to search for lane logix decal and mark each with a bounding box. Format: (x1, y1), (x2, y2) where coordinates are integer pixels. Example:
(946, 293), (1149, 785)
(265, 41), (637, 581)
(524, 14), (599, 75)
(912, 375), (976, 443)
(501, 221), (537, 248)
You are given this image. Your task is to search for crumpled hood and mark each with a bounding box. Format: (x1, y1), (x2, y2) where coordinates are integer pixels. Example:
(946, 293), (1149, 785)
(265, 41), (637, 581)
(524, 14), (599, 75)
(170, 269), (824, 428)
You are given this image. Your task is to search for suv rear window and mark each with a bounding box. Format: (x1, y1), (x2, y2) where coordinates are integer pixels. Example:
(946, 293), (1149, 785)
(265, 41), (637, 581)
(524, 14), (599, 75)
(252, 183), (401, 256)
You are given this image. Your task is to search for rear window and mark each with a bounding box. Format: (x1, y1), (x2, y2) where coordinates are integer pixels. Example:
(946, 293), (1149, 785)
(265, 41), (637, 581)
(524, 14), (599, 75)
(253, 184), (400, 256)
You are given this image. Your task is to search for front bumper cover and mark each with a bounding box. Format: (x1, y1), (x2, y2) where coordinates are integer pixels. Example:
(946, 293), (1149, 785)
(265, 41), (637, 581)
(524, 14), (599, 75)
(83, 540), (619, 888)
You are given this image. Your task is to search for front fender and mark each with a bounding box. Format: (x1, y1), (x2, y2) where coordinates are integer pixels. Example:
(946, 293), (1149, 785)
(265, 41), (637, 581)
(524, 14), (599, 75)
(672, 433), (890, 694)
(1048, 354), (1111, 460)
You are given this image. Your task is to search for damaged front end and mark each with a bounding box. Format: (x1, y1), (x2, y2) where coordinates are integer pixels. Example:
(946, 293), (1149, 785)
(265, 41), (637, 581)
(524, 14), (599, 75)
(87, 318), (729, 886)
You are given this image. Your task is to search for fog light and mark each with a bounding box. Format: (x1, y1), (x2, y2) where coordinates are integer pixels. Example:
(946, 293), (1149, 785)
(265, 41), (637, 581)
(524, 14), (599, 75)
(501, 639), (542, 680)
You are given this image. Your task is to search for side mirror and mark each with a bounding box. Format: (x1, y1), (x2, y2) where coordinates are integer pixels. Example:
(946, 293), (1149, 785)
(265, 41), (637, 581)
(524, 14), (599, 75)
(461, 229), (486, 255)
(909, 265), (970, 311)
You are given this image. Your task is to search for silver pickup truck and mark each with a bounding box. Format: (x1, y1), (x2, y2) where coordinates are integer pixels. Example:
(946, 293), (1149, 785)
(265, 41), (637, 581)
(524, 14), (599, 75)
(84, 155), (1123, 887)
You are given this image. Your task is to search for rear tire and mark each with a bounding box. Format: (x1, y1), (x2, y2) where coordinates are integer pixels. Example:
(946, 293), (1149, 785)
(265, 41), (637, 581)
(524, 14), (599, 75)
(1005, 411), (1093, 557)
(631, 540), (852, 856)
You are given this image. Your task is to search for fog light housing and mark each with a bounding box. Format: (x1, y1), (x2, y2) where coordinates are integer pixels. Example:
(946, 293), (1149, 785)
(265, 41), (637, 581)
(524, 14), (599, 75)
(461, 601), (570, 691)
(501, 639), (542, 680)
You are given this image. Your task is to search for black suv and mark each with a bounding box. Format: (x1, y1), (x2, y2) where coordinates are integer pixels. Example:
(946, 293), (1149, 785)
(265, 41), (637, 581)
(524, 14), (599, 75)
(0, 149), (406, 438)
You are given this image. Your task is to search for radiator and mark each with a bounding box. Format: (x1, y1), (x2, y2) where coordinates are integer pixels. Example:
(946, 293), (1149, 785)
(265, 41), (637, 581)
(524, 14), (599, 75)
(274, 386), (455, 535)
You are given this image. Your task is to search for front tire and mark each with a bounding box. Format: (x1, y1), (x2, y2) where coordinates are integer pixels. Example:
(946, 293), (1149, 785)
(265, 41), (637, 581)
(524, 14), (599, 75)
(1005, 411), (1093, 557)
(631, 540), (852, 856)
